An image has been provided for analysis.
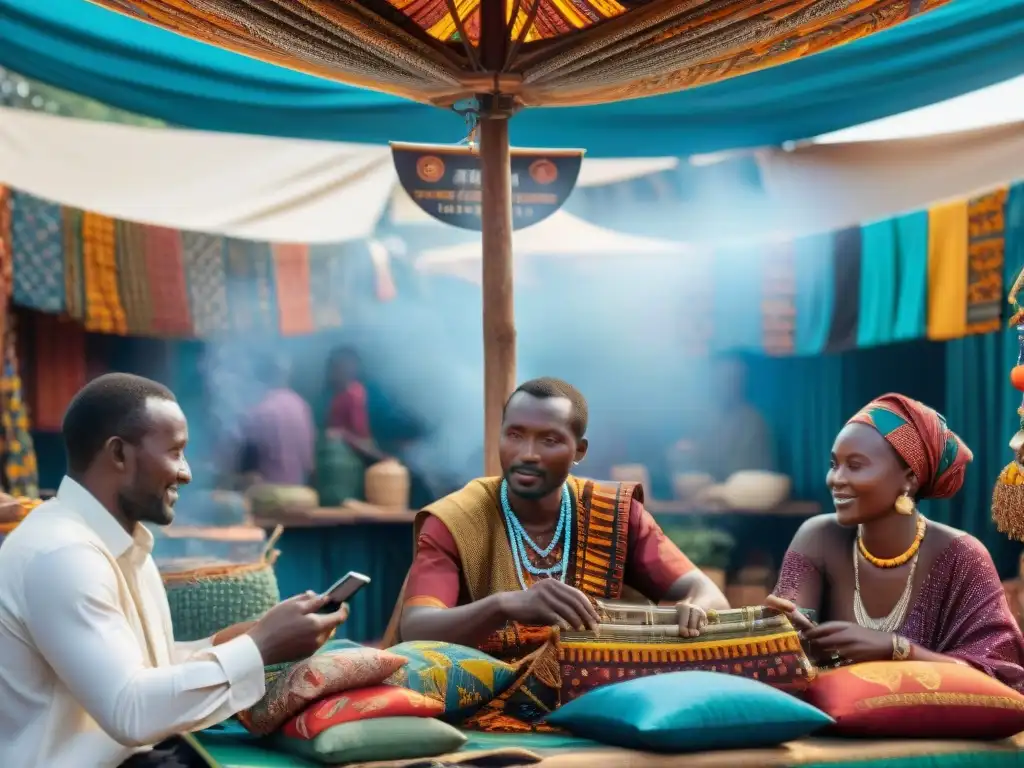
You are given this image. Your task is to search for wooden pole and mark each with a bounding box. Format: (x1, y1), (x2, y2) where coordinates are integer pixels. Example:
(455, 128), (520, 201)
(479, 1), (515, 477)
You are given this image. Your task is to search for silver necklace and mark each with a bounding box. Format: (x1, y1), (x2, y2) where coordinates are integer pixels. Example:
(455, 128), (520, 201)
(851, 534), (918, 633)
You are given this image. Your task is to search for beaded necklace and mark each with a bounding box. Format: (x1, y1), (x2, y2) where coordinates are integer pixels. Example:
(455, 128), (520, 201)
(500, 479), (573, 591)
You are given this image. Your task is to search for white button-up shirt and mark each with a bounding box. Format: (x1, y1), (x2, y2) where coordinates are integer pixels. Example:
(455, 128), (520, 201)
(0, 477), (266, 768)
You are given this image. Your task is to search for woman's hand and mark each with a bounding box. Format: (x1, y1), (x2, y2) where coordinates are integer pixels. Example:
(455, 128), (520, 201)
(802, 621), (894, 664)
(764, 594), (816, 632)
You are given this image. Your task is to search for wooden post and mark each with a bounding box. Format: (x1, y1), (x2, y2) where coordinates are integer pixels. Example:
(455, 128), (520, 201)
(479, 1), (515, 477)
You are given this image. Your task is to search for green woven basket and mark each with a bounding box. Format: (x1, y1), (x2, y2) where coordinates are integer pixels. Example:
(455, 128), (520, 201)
(163, 532), (282, 641)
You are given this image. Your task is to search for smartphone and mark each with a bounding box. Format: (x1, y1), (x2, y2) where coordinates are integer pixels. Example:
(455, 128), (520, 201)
(318, 571), (371, 613)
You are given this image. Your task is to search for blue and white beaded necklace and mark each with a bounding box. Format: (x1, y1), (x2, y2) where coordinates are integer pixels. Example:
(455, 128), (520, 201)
(500, 479), (573, 591)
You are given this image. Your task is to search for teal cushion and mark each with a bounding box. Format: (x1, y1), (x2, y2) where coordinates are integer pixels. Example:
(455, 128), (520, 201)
(272, 717), (467, 764)
(545, 670), (833, 752)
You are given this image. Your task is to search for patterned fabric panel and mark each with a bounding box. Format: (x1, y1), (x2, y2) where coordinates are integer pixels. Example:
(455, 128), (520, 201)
(384, 641), (518, 717)
(10, 192), (64, 313)
(380, 0), (641, 43)
(281, 685), (443, 740)
(182, 232), (229, 336)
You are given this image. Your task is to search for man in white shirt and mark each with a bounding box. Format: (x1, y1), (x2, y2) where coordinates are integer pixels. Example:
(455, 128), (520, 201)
(0, 373), (350, 768)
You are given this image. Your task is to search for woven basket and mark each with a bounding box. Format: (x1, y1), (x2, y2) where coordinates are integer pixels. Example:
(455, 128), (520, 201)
(365, 459), (410, 510)
(163, 527), (283, 641)
(247, 484), (319, 520)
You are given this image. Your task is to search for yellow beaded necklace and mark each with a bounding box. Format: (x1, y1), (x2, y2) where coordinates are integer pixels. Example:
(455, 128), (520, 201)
(857, 516), (927, 568)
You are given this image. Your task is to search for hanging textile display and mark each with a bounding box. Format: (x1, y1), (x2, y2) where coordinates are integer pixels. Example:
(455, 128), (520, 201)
(793, 233), (834, 356)
(29, 312), (87, 432)
(272, 243), (315, 336)
(857, 218), (899, 348)
(225, 239), (278, 334)
(926, 200), (970, 341)
(115, 219), (153, 335)
(824, 227), (863, 353)
(144, 226), (193, 337)
(0, 317), (38, 498)
(761, 242), (796, 356)
(10, 191), (64, 314)
(0, 186), (11, 345)
(965, 187), (1009, 335)
(891, 212), (930, 342)
(63, 207), (86, 322)
(182, 232), (230, 336)
(309, 243), (344, 331)
(82, 211), (128, 334)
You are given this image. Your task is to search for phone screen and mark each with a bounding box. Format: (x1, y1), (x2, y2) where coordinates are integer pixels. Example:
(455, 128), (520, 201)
(319, 571), (371, 613)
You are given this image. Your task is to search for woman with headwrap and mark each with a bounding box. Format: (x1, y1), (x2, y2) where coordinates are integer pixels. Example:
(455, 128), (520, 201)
(766, 394), (1024, 691)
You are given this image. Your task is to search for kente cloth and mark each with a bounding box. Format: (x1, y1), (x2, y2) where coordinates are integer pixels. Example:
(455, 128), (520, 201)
(181, 231), (229, 336)
(847, 393), (972, 499)
(760, 242), (796, 356)
(824, 226), (862, 353)
(774, 533), (1024, 692)
(271, 243), (314, 336)
(114, 219), (153, 335)
(965, 187), (1009, 335)
(0, 321), (39, 498)
(309, 243), (344, 330)
(82, 212), (127, 334)
(225, 239), (278, 333)
(144, 226), (193, 337)
(10, 191), (65, 313)
(793, 234), (833, 356)
(28, 312), (87, 432)
(62, 207), (86, 322)
(926, 199), (969, 340)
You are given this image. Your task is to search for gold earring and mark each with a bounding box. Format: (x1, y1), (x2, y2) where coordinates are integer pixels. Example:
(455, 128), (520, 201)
(894, 493), (915, 515)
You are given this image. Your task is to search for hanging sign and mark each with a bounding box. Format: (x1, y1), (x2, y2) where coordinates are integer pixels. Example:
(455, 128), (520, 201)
(390, 142), (584, 232)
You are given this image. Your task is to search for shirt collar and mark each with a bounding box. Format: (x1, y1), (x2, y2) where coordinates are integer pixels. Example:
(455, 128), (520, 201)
(56, 476), (154, 559)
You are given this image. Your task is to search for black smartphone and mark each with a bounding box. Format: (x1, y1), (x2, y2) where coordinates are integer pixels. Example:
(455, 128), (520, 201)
(318, 571), (371, 613)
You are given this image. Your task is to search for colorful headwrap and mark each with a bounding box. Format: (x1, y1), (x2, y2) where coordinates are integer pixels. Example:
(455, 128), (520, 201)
(847, 393), (973, 500)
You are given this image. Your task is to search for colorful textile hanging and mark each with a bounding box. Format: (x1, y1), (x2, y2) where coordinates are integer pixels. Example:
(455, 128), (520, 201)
(29, 312), (87, 432)
(115, 219), (153, 335)
(965, 187), (1008, 335)
(63, 207), (86, 321)
(272, 243), (315, 336)
(144, 226), (193, 337)
(793, 233), (834, 356)
(309, 243), (344, 330)
(182, 232), (229, 336)
(10, 191), (64, 313)
(82, 211), (128, 334)
(824, 227), (862, 353)
(0, 318), (38, 498)
(857, 218), (899, 348)
(761, 242), (796, 356)
(891, 212), (929, 342)
(225, 239), (278, 333)
(926, 200), (969, 341)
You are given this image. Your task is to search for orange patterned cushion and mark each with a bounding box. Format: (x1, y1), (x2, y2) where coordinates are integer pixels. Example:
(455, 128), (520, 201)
(806, 661), (1024, 739)
(281, 685), (444, 740)
(238, 648), (408, 736)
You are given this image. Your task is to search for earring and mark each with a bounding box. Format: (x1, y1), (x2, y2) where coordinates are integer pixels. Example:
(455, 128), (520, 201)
(894, 493), (915, 515)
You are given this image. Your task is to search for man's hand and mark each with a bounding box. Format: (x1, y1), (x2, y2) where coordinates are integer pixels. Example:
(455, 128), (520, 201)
(247, 592), (350, 666)
(676, 602), (708, 637)
(801, 621), (894, 664)
(500, 579), (600, 632)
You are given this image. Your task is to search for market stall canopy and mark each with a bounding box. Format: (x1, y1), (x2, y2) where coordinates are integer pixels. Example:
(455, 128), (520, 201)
(2, 0), (1023, 155)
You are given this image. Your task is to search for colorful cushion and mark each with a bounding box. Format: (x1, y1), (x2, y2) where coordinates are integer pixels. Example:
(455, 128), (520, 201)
(805, 660), (1024, 740)
(273, 716), (467, 765)
(281, 685), (444, 740)
(238, 647), (407, 736)
(545, 670), (833, 752)
(384, 641), (518, 716)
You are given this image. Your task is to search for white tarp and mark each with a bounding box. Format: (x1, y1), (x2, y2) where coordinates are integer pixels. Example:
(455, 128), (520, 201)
(0, 106), (677, 243)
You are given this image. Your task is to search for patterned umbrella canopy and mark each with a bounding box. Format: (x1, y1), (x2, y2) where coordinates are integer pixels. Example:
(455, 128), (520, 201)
(89, 0), (950, 472)
(91, 0), (949, 107)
